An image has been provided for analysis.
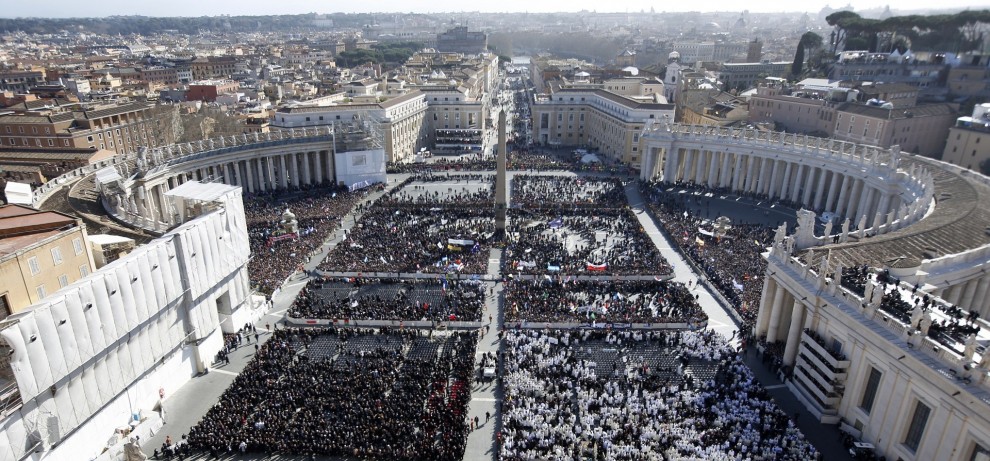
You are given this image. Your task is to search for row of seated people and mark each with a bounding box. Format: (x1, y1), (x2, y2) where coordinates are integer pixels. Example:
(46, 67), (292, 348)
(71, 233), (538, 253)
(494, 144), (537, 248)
(186, 327), (477, 461)
(288, 277), (486, 322)
(501, 329), (819, 460)
(504, 279), (704, 324)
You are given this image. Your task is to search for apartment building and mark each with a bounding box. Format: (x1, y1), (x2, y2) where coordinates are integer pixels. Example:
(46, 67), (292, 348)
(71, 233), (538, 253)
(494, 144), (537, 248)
(0, 70), (46, 93)
(186, 80), (241, 102)
(271, 90), (429, 162)
(436, 27), (488, 54)
(0, 102), (175, 155)
(747, 79), (842, 136)
(187, 56), (237, 80)
(718, 61), (790, 91)
(0, 205), (96, 317)
(532, 87), (675, 165)
(833, 101), (957, 156)
(941, 103), (990, 171)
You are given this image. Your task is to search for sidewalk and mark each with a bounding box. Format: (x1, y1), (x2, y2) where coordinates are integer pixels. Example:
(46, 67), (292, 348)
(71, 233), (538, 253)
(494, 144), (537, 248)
(140, 179), (407, 458)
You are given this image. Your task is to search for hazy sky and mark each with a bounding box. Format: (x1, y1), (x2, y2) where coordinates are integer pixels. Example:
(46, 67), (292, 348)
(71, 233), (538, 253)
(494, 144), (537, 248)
(7, 0), (987, 18)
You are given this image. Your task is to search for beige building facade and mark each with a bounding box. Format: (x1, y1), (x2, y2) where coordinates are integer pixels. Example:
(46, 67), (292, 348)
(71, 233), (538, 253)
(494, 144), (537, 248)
(942, 103), (990, 171)
(0, 205), (95, 318)
(532, 88), (675, 166)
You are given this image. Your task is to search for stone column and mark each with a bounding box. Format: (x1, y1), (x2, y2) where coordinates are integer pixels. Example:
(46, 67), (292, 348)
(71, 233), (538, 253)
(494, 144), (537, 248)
(732, 154), (744, 192)
(720, 151), (732, 188)
(325, 150), (335, 184)
(292, 153), (301, 186)
(783, 300), (806, 366)
(243, 160), (255, 193)
(302, 152), (312, 186)
(696, 150), (707, 184)
(767, 159), (780, 198)
(814, 169), (828, 210)
(754, 277), (776, 337)
(793, 164), (806, 204)
(960, 278), (981, 311)
(945, 283), (965, 305)
(313, 151), (324, 185)
(833, 175), (850, 215)
(707, 151), (720, 186)
(757, 157), (770, 195)
(877, 193), (892, 220)
(780, 161), (793, 200)
(683, 150), (695, 183)
(766, 286), (787, 343)
(664, 148), (679, 183)
(859, 186), (876, 224)
(972, 276), (990, 317)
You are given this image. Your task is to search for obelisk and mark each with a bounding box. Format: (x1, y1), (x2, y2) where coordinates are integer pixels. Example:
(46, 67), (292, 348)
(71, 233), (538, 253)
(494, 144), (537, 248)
(495, 110), (507, 233)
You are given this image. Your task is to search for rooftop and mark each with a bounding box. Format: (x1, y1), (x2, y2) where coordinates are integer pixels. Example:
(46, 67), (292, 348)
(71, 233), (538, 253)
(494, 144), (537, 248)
(0, 204), (78, 257)
(805, 156), (990, 270)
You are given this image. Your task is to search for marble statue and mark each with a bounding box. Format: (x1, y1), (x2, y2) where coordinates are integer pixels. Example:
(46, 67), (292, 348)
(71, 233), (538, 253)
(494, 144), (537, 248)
(964, 334), (979, 361)
(911, 304), (925, 329)
(919, 312), (933, 337)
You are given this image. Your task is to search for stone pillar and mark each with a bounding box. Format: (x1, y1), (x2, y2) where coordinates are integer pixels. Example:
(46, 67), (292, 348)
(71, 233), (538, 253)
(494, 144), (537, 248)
(754, 277), (776, 337)
(325, 150), (335, 184)
(844, 179), (862, 221)
(960, 278), (981, 311)
(314, 151), (324, 185)
(720, 151), (732, 188)
(665, 148), (679, 183)
(302, 152), (312, 186)
(834, 175), (850, 215)
(973, 276), (990, 317)
(767, 159), (780, 198)
(814, 169), (828, 210)
(859, 186), (876, 224)
(707, 151), (720, 186)
(780, 161), (793, 200)
(877, 193), (892, 220)
(244, 160), (255, 193)
(683, 150), (695, 183)
(793, 164), (806, 204)
(945, 283), (965, 305)
(757, 157), (770, 195)
(288, 154), (299, 188)
(732, 154), (744, 192)
(783, 300), (806, 366)
(695, 150), (706, 184)
(766, 287), (787, 343)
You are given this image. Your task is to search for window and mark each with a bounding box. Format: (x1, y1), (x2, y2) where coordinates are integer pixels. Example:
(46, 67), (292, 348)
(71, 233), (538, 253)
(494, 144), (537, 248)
(903, 400), (931, 452)
(51, 247), (63, 265)
(28, 256), (40, 275)
(58, 274), (69, 288)
(859, 367), (882, 414)
(970, 443), (990, 461)
(72, 238), (83, 255)
(79, 264), (89, 278)
(36, 285), (46, 299)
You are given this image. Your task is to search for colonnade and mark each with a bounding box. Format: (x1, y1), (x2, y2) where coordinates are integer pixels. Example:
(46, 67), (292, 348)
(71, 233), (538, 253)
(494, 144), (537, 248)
(933, 275), (990, 319)
(753, 276), (809, 367)
(648, 146), (898, 227)
(129, 147), (336, 229)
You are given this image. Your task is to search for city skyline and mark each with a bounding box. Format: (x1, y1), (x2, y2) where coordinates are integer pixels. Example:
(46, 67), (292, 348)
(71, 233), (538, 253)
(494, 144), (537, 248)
(4, 0), (987, 18)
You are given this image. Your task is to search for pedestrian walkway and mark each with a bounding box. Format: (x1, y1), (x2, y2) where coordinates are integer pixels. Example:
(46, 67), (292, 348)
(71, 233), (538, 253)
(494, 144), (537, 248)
(625, 183), (741, 344)
(140, 178), (406, 458)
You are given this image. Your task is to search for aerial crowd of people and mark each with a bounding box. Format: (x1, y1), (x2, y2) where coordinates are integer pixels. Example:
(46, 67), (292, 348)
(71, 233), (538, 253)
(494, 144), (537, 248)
(244, 186), (362, 294)
(501, 329), (820, 461)
(288, 277), (486, 322)
(186, 328), (476, 460)
(505, 176), (673, 276)
(504, 279), (705, 325)
(641, 182), (775, 331)
(318, 176), (495, 274)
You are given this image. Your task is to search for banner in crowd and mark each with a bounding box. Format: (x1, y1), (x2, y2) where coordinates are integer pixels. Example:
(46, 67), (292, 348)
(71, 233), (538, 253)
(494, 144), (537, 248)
(586, 262), (608, 271)
(732, 279), (744, 291)
(268, 233), (297, 245)
(517, 261), (536, 268)
(549, 218), (563, 229)
(547, 264), (561, 271)
(698, 228), (715, 237)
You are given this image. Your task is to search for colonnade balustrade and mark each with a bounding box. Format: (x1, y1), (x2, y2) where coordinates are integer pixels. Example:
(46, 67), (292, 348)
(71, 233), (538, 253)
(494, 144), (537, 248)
(639, 122), (935, 248)
(86, 128), (337, 234)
